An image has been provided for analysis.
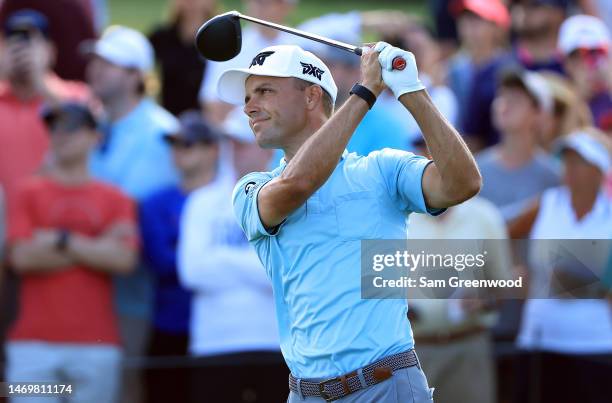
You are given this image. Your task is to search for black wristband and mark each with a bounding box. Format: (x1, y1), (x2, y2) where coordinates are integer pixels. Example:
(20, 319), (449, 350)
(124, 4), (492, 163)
(55, 229), (71, 251)
(349, 83), (376, 109)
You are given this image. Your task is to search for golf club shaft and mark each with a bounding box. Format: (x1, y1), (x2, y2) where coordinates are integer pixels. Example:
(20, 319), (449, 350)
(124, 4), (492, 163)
(236, 12), (363, 56)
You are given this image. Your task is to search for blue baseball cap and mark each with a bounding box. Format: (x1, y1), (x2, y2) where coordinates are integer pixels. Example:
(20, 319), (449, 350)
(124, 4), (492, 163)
(41, 102), (98, 133)
(3, 9), (49, 38)
(163, 110), (220, 145)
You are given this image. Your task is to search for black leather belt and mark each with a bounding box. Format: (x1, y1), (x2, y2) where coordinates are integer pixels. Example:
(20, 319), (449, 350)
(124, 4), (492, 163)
(288, 349), (418, 402)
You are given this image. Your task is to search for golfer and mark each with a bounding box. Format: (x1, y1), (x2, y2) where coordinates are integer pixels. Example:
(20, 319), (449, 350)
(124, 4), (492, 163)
(220, 42), (481, 402)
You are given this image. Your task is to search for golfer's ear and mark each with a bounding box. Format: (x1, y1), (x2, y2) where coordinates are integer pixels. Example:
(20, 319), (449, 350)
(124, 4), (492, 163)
(304, 85), (323, 112)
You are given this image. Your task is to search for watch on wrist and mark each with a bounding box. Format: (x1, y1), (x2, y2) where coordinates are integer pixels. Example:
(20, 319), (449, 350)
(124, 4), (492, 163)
(349, 83), (377, 109)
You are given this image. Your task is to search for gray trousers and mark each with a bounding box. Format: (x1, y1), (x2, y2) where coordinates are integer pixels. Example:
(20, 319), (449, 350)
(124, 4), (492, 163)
(6, 341), (121, 403)
(287, 365), (434, 402)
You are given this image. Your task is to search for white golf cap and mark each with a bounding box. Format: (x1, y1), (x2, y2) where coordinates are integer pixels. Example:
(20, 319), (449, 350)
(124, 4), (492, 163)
(217, 45), (338, 105)
(87, 26), (154, 72)
(558, 130), (610, 173)
(223, 106), (255, 143)
(558, 15), (611, 55)
(500, 69), (553, 113)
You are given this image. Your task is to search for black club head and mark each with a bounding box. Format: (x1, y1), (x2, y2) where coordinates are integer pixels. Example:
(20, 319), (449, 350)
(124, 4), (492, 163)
(195, 11), (242, 61)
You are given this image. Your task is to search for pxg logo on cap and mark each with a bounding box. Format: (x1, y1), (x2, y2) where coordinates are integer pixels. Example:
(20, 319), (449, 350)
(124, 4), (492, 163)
(250, 51), (275, 68)
(300, 62), (324, 80)
(217, 45), (338, 105)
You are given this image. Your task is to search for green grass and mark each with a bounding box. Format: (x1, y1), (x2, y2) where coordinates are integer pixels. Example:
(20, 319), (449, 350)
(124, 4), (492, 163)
(108, 0), (427, 34)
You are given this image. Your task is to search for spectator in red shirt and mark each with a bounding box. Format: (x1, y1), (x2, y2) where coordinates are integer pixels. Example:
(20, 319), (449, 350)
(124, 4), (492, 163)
(6, 101), (138, 403)
(0, 10), (89, 211)
(0, 1), (97, 81)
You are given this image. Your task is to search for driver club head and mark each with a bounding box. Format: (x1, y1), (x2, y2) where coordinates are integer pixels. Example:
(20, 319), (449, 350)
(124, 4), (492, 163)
(195, 11), (242, 61)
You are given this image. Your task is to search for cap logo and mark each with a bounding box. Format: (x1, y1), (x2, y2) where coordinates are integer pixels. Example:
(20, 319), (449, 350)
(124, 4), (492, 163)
(250, 51), (275, 68)
(300, 62), (325, 80)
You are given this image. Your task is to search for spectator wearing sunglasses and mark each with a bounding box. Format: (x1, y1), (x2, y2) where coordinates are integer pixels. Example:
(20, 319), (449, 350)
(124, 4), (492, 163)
(559, 14), (612, 134)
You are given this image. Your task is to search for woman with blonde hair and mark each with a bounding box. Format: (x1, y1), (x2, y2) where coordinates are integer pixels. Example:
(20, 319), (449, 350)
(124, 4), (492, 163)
(538, 72), (593, 151)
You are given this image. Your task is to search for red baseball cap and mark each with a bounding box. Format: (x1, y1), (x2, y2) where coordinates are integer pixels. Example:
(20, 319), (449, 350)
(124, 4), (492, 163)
(451, 0), (510, 29)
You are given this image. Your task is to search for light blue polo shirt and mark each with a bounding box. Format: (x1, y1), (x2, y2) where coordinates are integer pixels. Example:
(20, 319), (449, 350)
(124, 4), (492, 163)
(233, 148), (442, 379)
(89, 98), (179, 319)
(90, 98), (179, 202)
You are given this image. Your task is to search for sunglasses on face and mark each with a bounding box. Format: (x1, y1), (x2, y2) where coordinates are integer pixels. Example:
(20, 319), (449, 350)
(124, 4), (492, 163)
(166, 137), (196, 149)
(165, 137), (215, 149)
(571, 47), (609, 67)
(47, 123), (89, 135)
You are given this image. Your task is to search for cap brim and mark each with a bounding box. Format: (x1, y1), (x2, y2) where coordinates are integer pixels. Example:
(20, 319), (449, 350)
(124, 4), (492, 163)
(557, 135), (610, 173)
(217, 68), (293, 105)
(81, 40), (148, 71)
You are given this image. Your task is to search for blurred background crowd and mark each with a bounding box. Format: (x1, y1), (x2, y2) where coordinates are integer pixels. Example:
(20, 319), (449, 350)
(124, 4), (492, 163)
(0, 0), (611, 402)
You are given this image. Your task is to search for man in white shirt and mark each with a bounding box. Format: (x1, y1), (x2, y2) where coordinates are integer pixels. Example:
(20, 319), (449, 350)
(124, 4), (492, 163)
(177, 107), (283, 402)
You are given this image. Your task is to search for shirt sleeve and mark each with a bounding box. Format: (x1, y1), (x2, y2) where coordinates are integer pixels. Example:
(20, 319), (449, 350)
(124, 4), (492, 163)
(372, 148), (446, 216)
(232, 172), (279, 242)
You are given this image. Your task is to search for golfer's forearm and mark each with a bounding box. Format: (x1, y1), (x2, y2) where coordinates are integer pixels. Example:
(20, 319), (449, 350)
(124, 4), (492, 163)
(282, 96), (369, 195)
(400, 90), (481, 204)
(257, 96), (369, 228)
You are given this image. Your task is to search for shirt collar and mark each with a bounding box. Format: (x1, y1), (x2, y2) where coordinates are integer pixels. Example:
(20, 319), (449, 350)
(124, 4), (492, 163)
(279, 149), (349, 168)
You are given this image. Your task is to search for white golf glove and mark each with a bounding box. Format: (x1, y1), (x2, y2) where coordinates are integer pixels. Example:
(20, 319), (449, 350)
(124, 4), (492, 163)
(374, 42), (425, 99)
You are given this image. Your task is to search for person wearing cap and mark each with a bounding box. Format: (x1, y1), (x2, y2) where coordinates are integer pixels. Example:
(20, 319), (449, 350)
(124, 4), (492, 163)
(138, 110), (220, 403)
(448, 0), (511, 114)
(84, 24), (179, 403)
(558, 14), (612, 133)
(221, 41), (481, 401)
(0, 1), (97, 81)
(5, 101), (138, 403)
(198, 0), (298, 125)
(509, 127), (612, 403)
(177, 106), (283, 402)
(0, 9), (89, 211)
(476, 68), (560, 222)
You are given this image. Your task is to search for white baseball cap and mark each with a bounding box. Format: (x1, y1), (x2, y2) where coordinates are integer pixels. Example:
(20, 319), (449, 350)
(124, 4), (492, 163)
(558, 15), (611, 55)
(86, 26), (154, 72)
(223, 106), (255, 143)
(558, 130), (610, 173)
(500, 69), (553, 113)
(217, 45), (338, 105)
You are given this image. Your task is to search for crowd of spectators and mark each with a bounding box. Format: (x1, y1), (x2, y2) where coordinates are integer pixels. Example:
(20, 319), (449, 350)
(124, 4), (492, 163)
(0, 0), (611, 402)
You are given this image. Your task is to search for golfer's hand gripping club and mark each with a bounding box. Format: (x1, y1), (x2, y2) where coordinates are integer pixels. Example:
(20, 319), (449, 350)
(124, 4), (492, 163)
(355, 46), (406, 71)
(359, 47), (386, 97)
(374, 42), (425, 99)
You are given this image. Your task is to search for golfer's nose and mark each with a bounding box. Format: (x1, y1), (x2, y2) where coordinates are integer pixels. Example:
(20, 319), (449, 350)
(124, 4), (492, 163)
(244, 97), (260, 116)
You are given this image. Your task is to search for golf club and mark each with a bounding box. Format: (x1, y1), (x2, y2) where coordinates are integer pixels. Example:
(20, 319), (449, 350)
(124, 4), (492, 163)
(195, 11), (407, 70)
